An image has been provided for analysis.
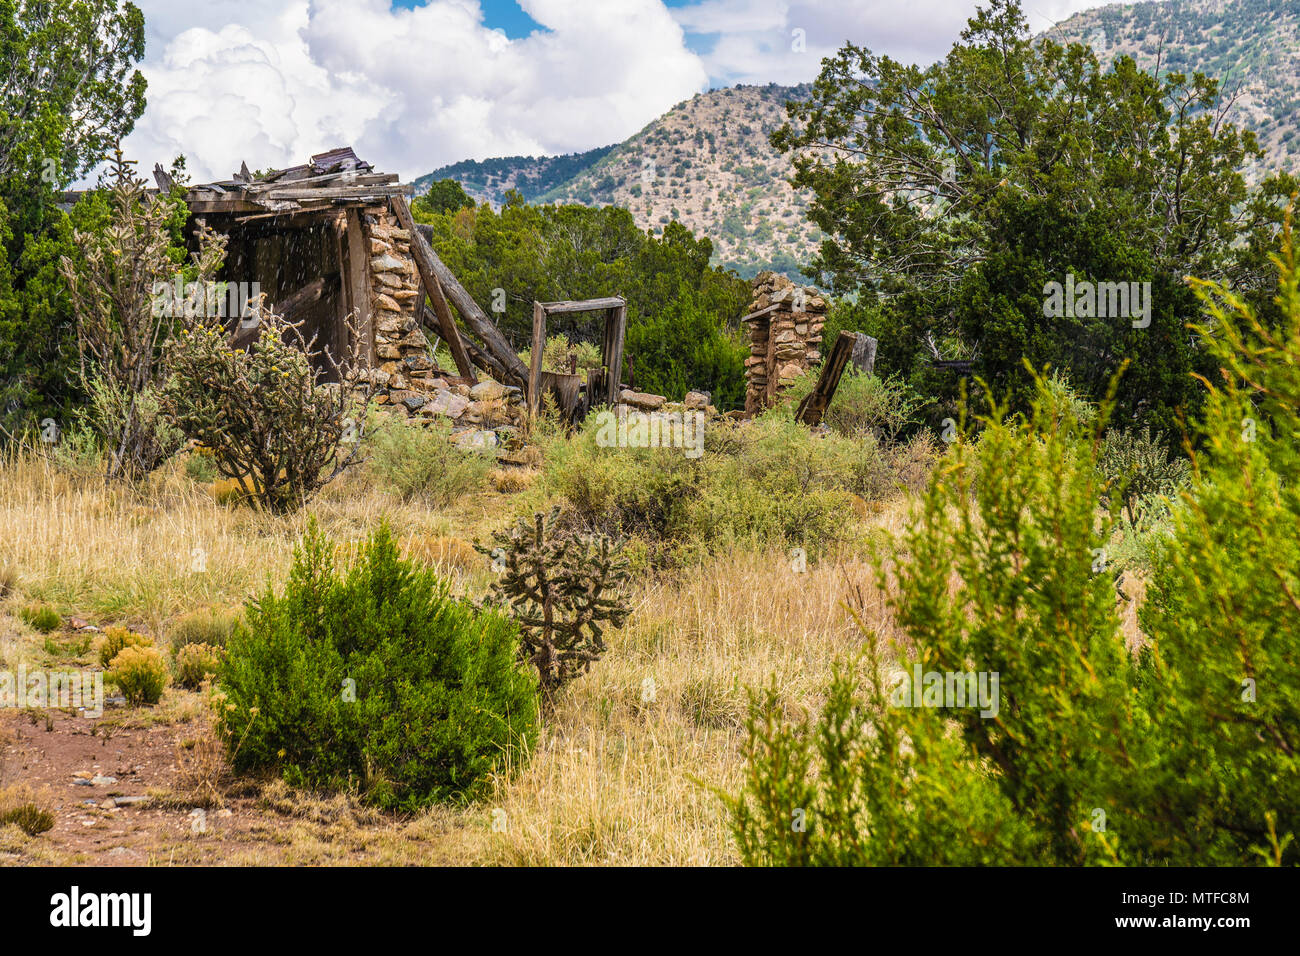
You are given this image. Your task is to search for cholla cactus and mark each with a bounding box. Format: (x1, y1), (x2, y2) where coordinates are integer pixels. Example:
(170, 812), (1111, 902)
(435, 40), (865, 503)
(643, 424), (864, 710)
(479, 507), (631, 695)
(162, 300), (372, 514)
(59, 148), (221, 479)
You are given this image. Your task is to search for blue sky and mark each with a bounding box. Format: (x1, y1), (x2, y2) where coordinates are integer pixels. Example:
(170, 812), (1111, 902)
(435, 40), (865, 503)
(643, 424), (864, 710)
(391, 0), (722, 66)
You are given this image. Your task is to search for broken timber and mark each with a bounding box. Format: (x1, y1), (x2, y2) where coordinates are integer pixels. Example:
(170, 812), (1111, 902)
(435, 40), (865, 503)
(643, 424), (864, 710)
(390, 195), (476, 381)
(410, 221), (531, 392)
(795, 330), (869, 426)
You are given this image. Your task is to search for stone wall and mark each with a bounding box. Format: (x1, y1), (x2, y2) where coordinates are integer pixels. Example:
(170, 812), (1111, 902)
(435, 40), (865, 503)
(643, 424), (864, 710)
(353, 206), (526, 440)
(363, 206), (434, 396)
(742, 272), (828, 415)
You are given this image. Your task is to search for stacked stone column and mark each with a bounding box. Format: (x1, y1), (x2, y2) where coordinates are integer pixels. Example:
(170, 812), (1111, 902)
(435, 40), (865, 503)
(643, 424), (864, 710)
(743, 271), (828, 414)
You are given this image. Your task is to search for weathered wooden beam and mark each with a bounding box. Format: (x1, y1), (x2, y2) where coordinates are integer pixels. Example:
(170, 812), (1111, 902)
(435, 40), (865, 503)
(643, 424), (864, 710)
(740, 302), (781, 324)
(529, 301), (547, 416)
(187, 200), (266, 214)
(602, 303), (627, 405)
(423, 270), (476, 381)
(420, 303), (508, 382)
(540, 371), (584, 422)
(405, 212), (530, 389)
(153, 164), (174, 194)
(266, 185), (413, 201)
(795, 330), (860, 426)
(539, 296), (626, 314)
(849, 333), (878, 375)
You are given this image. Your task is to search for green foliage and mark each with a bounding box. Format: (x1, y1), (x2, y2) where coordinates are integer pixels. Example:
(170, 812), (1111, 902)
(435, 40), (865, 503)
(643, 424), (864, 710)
(218, 522), (538, 809)
(728, 379), (1138, 864)
(59, 151), (207, 479)
(420, 203), (749, 403)
(785, 367), (924, 443)
(365, 414), (492, 507)
(1098, 424), (1190, 523)
(519, 333), (603, 376)
(624, 290), (748, 410)
(411, 178), (474, 218)
(168, 609), (240, 649)
(109, 644), (168, 705)
(0, 0), (147, 430)
(773, 0), (1295, 430)
(19, 604), (60, 633)
(0, 0), (146, 189)
(729, 229), (1300, 864)
(0, 794), (55, 836)
(184, 449), (218, 483)
(478, 508), (631, 694)
(162, 299), (368, 514)
(541, 409), (930, 564)
(1136, 217), (1300, 866)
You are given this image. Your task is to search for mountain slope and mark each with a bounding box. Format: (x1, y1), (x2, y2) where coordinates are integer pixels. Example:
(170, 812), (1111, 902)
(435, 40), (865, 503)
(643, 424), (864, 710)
(535, 83), (817, 277)
(417, 84), (818, 278)
(1051, 0), (1300, 172)
(413, 145), (616, 205)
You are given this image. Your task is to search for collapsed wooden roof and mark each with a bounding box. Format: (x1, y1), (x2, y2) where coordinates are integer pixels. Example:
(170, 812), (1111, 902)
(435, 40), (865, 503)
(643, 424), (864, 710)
(174, 147), (413, 218)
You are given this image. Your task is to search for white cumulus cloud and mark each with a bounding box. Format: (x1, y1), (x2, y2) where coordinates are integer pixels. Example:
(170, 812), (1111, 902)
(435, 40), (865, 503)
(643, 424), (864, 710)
(122, 0), (708, 184)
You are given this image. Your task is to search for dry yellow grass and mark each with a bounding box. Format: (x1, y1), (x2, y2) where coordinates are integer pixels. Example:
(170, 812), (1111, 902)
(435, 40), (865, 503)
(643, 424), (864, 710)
(0, 447), (918, 865)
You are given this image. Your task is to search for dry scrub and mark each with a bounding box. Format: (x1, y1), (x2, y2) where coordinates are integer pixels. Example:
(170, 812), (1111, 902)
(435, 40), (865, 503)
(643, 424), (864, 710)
(0, 446), (915, 865)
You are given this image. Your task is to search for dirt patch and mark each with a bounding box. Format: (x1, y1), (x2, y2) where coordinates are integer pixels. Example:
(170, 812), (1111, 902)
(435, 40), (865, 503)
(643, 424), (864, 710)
(0, 705), (483, 866)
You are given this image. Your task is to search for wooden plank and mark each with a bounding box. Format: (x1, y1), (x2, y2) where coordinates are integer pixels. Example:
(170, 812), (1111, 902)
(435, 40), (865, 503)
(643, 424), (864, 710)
(529, 301), (546, 416)
(186, 200), (266, 214)
(405, 211), (530, 389)
(344, 209), (374, 366)
(539, 296), (625, 314)
(265, 185), (412, 200)
(740, 302), (781, 323)
(795, 330), (859, 426)
(247, 171), (398, 193)
(540, 371), (584, 422)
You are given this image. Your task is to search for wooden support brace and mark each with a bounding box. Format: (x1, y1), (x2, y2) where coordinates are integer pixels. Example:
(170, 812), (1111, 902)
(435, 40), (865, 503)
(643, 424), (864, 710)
(399, 204), (530, 389)
(795, 330), (863, 426)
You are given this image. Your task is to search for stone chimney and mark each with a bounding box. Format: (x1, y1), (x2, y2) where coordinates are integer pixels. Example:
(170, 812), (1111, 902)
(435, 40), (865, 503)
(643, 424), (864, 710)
(742, 272), (828, 415)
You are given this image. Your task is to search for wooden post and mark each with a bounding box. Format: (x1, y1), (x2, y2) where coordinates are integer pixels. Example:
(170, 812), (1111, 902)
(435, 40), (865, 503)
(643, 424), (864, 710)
(344, 209), (374, 365)
(424, 271), (476, 381)
(849, 333), (878, 376)
(528, 301), (546, 416)
(795, 330), (860, 426)
(602, 302), (627, 405)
